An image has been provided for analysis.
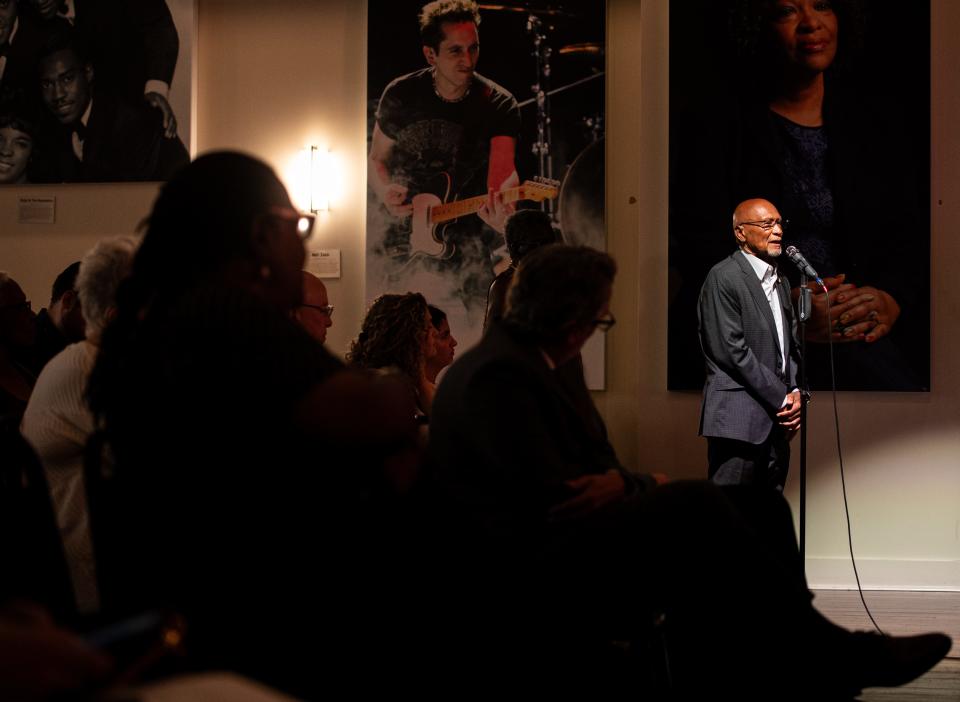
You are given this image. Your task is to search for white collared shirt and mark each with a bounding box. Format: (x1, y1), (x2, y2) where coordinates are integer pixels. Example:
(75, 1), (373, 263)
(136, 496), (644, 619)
(741, 250), (786, 374)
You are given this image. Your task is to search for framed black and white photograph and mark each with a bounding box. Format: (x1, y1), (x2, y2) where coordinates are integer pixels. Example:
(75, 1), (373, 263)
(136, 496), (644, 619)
(0, 0), (194, 185)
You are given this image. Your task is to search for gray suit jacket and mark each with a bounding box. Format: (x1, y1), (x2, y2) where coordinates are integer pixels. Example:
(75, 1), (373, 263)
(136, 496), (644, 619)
(698, 250), (799, 444)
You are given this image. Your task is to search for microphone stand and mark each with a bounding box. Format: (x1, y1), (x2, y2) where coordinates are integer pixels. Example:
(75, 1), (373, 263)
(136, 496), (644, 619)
(796, 274), (812, 569)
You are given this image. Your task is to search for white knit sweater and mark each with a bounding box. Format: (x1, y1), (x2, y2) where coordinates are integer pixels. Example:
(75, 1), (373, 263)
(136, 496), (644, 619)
(21, 340), (100, 614)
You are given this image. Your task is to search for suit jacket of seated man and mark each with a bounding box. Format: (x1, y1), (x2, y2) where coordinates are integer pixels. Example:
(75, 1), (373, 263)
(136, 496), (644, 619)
(698, 250), (799, 482)
(51, 88), (188, 182)
(428, 320), (656, 547)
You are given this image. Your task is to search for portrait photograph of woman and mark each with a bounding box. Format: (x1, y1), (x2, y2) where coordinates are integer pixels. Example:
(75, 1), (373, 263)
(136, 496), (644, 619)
(667, 0), (930, 392)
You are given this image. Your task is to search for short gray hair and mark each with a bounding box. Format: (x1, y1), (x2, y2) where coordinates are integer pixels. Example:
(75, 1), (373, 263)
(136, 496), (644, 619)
(77, 235), (140, 337)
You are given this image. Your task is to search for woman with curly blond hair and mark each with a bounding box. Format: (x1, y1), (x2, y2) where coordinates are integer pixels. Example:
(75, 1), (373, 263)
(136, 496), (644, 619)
(348, 292), (438, 420)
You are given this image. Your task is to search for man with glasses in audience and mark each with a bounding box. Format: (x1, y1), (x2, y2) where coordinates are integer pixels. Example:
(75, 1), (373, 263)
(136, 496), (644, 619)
(698, 198), (801, 490)
(430, 243), (659, 540)
(293, 270), (333, 345)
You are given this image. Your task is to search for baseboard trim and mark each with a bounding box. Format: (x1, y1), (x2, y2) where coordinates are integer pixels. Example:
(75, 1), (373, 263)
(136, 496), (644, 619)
(804, 557), (960, 591)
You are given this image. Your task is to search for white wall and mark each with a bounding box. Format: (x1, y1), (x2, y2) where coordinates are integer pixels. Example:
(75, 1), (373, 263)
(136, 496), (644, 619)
(1, 0), (956, 590)
(0, 185), (160, 305)
(194, 0), (370, 356)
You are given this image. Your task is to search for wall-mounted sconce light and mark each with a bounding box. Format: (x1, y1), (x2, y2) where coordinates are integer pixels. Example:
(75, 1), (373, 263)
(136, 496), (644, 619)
(307, 145), (330, 213)
(291, 145), (333, 214)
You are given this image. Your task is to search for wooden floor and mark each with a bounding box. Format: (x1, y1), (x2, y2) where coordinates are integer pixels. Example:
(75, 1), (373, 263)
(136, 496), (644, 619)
(812, 590), (960, 701)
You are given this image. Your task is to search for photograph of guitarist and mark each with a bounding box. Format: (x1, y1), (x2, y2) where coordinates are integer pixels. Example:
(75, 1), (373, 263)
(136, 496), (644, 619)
(367, 0), (520, 314)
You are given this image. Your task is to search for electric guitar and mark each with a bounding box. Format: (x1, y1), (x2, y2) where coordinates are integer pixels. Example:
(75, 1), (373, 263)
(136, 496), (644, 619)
(408, 176), (560, 260)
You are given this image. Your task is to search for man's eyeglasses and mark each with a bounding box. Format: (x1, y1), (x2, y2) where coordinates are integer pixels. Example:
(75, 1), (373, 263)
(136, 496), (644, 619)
(738, 218), (788, 232)
(267, 206), (316, 241)
(593, 313), (616, 332)
(301, 303), (334, 317)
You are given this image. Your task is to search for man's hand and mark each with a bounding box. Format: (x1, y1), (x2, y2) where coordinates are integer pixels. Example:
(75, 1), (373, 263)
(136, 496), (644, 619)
(548, 469), (626, 521)
(382, 183), (412, 218)
(144, 92), (178, 139)
(477, 188), (515, 234)
(777, 390), (802, 433)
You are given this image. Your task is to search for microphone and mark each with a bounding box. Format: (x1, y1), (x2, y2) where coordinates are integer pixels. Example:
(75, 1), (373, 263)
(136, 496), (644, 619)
(785, 246), (822, 284)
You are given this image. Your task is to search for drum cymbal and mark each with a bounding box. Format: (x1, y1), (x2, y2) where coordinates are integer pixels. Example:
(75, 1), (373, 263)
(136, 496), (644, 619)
(559, 138), (605, 250)
(478, 4), (577, 17)
(559, 42), (604, 56)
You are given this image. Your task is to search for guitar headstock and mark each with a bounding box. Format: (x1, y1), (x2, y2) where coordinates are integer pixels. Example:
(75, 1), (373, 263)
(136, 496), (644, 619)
(520, 177), (560, 201)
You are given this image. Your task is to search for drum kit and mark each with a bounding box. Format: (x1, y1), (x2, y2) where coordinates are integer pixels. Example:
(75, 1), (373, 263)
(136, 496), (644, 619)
(479, 2), (605, 250)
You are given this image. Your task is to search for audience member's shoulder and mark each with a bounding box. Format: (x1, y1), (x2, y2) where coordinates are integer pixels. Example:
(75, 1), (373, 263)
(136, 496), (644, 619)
(449, 323), (543, 385)
(28, 341), (96, 398)
(37, 340), (97, 378)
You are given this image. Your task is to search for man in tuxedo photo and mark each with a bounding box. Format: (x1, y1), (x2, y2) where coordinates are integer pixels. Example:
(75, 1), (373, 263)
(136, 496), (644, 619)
(36, 28), (187, 182)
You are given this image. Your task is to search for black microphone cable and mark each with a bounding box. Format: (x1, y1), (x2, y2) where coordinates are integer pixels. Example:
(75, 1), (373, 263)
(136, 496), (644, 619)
(820, 285), (886, 636)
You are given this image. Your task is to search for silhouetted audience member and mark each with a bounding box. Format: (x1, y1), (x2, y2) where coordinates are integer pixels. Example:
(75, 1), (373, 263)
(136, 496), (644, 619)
(485, 207), (602, 442)
(427, 244), (951, 698)
(291, 270), (332, 344)
(483, 208), (559, 331)
(425, 304), (457, 385)
(21, 235), (139, 617)
(347, 292), (438, 422)
(30, 261), (85, 373)
(0, 272), (38, 420)
(84, 152), (418, 697)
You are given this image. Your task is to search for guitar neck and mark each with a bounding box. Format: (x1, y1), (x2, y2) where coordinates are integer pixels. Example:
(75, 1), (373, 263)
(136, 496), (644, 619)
(430, 187), (526, 224)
